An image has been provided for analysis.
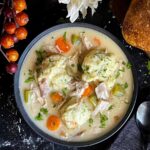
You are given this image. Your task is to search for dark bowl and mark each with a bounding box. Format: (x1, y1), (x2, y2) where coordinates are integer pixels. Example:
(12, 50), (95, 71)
(14, 23), (138, 147)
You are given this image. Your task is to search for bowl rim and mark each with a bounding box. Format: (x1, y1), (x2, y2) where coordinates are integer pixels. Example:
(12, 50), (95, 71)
(14, 23), (138, 147)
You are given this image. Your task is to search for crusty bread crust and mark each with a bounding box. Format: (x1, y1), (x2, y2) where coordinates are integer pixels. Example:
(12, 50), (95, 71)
(122, 0), (150, 52)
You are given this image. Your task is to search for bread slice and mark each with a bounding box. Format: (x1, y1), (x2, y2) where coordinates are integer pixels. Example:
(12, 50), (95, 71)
(122, 0), (150, 52)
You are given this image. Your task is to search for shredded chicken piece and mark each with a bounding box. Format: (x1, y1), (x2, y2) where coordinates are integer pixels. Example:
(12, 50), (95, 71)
(95, 82), (110, 100)
(70, 81), (88, 98)
(92, 100), (110, 116)
(43, 44), (58, 54)
(38, 78), (50, 99)
(81, 33), (93, 50)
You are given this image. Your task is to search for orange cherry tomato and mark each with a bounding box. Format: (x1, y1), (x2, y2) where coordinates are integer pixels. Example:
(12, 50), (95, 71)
(13, 0), (27, 13)
(6, 49), (19, 62)
(55, 37), (71, 53)
(4, 22), (16, 34)
(15, 27), (28, 40)
(16, 12), (29, 26)
(47, 115), (61, 131)
(0, 35), (14, 49)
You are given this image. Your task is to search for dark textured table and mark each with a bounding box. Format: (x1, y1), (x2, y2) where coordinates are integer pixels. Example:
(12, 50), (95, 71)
(0, 0), (150, 150)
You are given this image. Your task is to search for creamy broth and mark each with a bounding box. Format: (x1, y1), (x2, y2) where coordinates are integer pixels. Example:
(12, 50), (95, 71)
(19, 27), (134, 142)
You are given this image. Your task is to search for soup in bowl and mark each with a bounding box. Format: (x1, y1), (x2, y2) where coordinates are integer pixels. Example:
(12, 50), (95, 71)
(14, 23), (137, 146)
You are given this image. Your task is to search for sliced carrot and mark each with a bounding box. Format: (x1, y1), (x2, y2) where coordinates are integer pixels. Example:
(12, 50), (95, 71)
(82, 85), (94, 97)
(47, 115), (61, 131)
(50, 92), (63, 104)
(93, 37), (101, 46)
(55, 37), (71, 53)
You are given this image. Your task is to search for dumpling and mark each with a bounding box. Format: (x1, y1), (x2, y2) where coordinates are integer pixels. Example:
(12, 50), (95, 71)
(37, 54), (73, 93)
(60, 98), (91, 129)
(82, 49), (119, 82)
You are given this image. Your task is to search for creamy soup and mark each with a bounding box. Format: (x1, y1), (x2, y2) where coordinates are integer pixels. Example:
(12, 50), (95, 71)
(19, 27), (134, 142)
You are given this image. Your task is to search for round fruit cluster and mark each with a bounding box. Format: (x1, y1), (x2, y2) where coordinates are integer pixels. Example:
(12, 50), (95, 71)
(0, 0), (29, 74)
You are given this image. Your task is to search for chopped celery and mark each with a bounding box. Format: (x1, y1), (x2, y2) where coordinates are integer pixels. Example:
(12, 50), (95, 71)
(111, 84), (125, 97)
(71, 34), (80, 44)
(89, 95), (97, 107)
(24, 90), (32, 103)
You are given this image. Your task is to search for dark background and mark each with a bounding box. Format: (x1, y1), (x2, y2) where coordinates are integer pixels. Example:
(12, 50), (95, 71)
(0, 0), (150, 149)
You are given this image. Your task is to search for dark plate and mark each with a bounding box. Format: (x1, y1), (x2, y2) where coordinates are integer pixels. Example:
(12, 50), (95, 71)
(14, 23), (138, 147)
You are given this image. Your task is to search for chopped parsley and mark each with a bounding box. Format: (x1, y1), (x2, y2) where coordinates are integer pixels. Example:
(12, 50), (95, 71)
(108, 105), (114, 110)
(126, 62), (132, 69)
(100, 113), (108, 128)
(24, 70), (35, 83)
(122, 61), (132, 69)
(62, 88), (68, 96)
(146, 60), (150, 74)
(123, 82), (128, 89)
(115, 71), (120, 78)
(119, 67), (125, 72)
(35, 49), (47, 65)
(35, 113), (43, 121)
(40, 108), (48, 115)
(89, 118), (93, 127)
(82, 65), (89, 72)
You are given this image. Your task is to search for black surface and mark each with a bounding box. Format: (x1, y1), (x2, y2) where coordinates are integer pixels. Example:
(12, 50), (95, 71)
(0, 0), (150, 150)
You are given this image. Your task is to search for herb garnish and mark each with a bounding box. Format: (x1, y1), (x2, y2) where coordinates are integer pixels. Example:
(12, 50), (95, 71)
(115, 71), (120, 78)
(119, 67), (125, 72)
(40, 108), (48, 115)
(35, 108), (48, 121)
(100, 113), (108, 128)
(35, 113), (43, 121)
(35, 49), (47, 65)
(62, 88), (68, 96)
(123, 82), (128, 89)
(24, 70), (35, 83)
(82, 65), (89, 72)
(126, 62), (132, 69)
(108, 105), (114, 110)
(122, 61), (132, 69)
(89, 118), (93, 127)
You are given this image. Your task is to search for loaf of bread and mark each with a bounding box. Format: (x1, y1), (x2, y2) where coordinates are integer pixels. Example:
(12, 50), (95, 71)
(122, 0), (150, 52)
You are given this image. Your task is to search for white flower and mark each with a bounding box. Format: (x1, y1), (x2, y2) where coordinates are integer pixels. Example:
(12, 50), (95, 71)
(58, 0), (102, 23)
